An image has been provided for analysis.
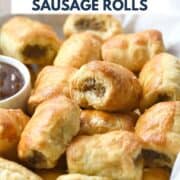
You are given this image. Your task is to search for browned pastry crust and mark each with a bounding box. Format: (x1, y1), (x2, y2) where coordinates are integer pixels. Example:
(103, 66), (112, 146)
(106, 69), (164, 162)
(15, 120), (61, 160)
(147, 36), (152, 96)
(143, 168), (170, 180)
(57, 174), (110, 180)
(0, 108), (29, 158)
(18, 96), (80, 169)
(67, 130), (143, 180)
(139, 53), (180, 111)
(63, 15), (122, 41)
(135, 101), (180, 168)
(54, 33), (102, 68)
(0, 16), (61, 65)
(79, 110), (137, 135)
(102, 30), (165, 72)
(0, 157), (42, 180)
(70, 61), (142, 112)
(28, 65), (77, 114)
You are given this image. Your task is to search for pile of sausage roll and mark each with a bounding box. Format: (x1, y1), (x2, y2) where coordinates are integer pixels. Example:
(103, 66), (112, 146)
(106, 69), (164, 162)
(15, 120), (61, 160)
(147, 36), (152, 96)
(0, 14), (180, 180)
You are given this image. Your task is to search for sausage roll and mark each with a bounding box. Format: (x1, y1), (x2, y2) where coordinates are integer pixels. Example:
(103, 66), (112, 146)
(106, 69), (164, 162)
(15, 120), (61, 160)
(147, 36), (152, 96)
(139, 53), (180, 111)
(143, 168), (170, 180)
(0, 108), (29, 158)
(54, 33), (102, 68)
(67, 130), (143, 180)
(57, 174), (110, 180)
(0, 157), (42, 180)
(102, 30), (165, 72)
(70, 61), (142, 112)
(63, 15), (122, 41)
(79, 110), (137, 135)
(28, 66), (77, 114)
(135, 101), (180, 168)
(0, 16), (61, 65)
(18, 96), (80, 169)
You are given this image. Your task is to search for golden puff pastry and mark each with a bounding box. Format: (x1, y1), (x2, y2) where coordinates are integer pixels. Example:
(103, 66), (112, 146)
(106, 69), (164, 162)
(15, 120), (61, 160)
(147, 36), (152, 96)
(143, 168), (170, 180)
(70, 61), (142, 112)
(139, 53), (180, 111)
(102, 30), (165, 72)
(0, 16), (61, 65)
(79, 110), (137, 135)
(67, 130), (143, 180)
(28, 66), (77, 114)
(0, 157), (42, 180)
(57, 174), (110, 180)
(63, 15), (122, 41)
(54, 33), (102, 68)
(0, 108), (29, 158)
(135, 101), (180, 168)
(18, 96), (80, 169)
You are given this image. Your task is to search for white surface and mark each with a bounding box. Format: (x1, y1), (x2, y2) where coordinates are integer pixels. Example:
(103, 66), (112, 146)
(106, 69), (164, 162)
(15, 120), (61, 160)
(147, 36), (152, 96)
(171, 153), (180, 180)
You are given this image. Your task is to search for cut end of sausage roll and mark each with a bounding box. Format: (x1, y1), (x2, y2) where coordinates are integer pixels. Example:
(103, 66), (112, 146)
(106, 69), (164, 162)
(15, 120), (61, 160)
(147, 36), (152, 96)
(78, 76), (108, 104)
(74, 17), (107, 31)
(67, 130), (143, 180)
(70, 61), (142, 112)
(0, 16), (61, 65)
(139, 53), (180, 111)
(80, 77), (106, 97)
(18, 136), (53, 169)
(25, 150), (49, 169)
(71, 72), (111, 110)
(22, 44), (47, 59)
(20, 42), (59, 65)
(63, 15), (123, 41)
(135, 101), (180, 168)
(142, 149), (174, 168)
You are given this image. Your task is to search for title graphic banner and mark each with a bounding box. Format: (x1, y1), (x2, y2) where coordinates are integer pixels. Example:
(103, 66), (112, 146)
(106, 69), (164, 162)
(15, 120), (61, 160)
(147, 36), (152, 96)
(8, 0), (180, 15)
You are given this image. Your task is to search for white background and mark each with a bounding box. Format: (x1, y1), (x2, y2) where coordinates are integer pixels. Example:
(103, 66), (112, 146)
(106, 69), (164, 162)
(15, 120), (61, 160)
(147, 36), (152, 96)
(8, 0), (180, 15)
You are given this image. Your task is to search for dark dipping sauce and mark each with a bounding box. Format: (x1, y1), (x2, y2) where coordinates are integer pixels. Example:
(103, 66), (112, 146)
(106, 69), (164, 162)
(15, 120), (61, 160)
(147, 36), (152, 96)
(0, 62), (24, 100)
